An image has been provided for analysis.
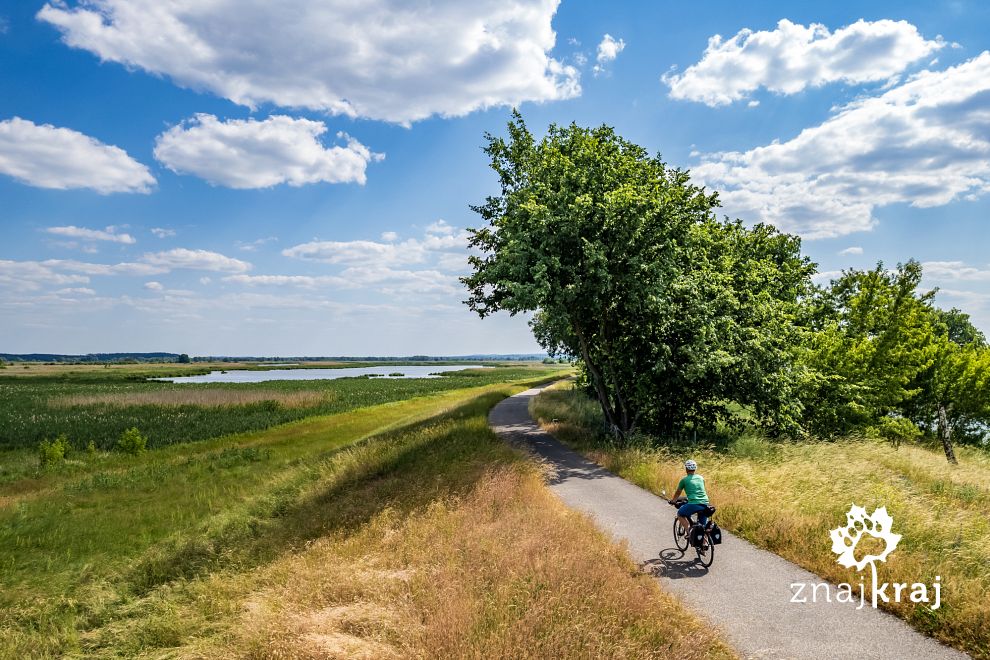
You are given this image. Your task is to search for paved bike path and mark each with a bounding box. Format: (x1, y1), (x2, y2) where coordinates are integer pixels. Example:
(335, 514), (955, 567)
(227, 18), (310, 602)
(489, 385), (969, 660)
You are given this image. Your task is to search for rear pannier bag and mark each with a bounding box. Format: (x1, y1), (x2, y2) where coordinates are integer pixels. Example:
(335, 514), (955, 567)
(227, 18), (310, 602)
(709, 522), (723, 545)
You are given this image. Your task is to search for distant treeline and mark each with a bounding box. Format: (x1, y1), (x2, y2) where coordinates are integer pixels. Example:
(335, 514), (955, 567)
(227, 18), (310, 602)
(0, 353), (549, 364)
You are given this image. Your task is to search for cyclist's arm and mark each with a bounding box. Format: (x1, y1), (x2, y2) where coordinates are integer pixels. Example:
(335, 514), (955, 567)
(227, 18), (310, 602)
(670, 487), (683, 503)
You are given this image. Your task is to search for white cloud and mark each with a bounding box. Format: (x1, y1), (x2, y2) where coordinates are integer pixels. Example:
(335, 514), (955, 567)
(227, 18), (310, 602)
(38, 0), (579, 125)
(140, 248), (252, 273)
(593, 34), (625, 75)
(144, 281), (164, 291)
(224, 274), (339, 288)
(236, 236), (278, 252)
(0, 260), (90, 291)
(922, 261), (990, 281)
(0, 117), (154, 193)
(284, 224), (471, 266)
(45, 225), (136, 244)
(44, 259), (167, 277)
(380, 231), (399, 242)
(691, 52), (990, 238)
(151, 227), (175, 238)
(55, 287), (96, 295)
(664, 19), (944, 106)
(154, 114), (381, 188)
(838, 246), (863, 256)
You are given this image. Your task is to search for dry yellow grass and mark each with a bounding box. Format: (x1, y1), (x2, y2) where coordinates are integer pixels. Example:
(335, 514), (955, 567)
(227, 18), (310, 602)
(533, 384), (990, 659)
(50, 389), (333, 408)
(207, 467), (736, 659)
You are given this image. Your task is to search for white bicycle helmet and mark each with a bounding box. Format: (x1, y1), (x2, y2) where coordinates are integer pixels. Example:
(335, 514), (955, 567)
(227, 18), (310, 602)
(684, 459), (698, 471)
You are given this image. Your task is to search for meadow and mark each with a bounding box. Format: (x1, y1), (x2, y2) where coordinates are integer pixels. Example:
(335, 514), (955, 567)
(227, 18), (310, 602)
(0, 363), (549, 456)
(532, 382), (990, 659)
(0, 365), (735, 658)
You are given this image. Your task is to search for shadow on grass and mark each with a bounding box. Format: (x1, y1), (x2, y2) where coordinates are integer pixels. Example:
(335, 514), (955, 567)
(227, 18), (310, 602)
(127, 390), (517, 595)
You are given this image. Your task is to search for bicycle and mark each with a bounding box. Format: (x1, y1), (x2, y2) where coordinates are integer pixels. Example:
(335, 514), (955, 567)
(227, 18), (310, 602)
(662, 491), (719, 568)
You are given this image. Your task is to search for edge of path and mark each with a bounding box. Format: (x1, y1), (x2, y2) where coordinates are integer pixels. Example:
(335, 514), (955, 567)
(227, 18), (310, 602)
(489, 383), (971, 660)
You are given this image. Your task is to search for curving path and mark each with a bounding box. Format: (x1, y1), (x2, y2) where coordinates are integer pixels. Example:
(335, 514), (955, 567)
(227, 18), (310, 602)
(489, 385), (969, 660)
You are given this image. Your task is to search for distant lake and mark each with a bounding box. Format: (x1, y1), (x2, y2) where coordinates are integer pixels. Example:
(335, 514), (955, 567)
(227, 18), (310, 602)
(154, 364), (487, 384)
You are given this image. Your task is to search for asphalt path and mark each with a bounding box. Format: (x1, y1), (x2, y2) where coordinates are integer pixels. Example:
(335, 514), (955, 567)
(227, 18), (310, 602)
(489, 385), (969, 660)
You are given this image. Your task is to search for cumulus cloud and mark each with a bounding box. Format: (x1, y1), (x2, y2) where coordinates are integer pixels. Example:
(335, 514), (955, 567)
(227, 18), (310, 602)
(593, 34), (625, 75)
(922, 261), (990, 281)
(140, 248), (252, 273)
(0, 260), (90, 291)
(0, 117), (154, 193)
(153, 114), (381, 188)
(283, 222), (470, 267)
(691, 52), (990, 238)
(664, 19), (944, 106)
(151, 227), (175, 238)
(46, 225), (136, 244)
(838, 246), (863, 256)
(144, 281), (164, 291)
(38, 0), (579, 124)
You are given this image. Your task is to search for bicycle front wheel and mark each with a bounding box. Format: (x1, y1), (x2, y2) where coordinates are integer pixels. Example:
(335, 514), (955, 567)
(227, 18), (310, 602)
(695, 531), (715, 567)
(673, 517), (689, 551)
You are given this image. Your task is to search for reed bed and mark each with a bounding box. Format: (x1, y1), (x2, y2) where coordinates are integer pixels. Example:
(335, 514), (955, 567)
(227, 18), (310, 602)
(50, 389), (332, 408)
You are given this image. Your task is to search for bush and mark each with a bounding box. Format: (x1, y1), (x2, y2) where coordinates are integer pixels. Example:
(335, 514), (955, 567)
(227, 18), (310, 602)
(86, 439), (97, 456)
(867, 416), (923, 448)
(39, 434), (71, 468)
(118, 427), (148, 454)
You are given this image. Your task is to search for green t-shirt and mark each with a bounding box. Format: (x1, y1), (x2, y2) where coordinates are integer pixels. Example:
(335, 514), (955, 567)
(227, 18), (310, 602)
(677, 473), (709, 504)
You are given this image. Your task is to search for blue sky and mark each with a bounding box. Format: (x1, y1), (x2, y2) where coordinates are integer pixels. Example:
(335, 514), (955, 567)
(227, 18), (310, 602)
(2, 0), (989, 355)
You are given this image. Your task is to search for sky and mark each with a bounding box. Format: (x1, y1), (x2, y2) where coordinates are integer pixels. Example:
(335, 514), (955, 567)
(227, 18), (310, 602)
(1, 0), (989, 356)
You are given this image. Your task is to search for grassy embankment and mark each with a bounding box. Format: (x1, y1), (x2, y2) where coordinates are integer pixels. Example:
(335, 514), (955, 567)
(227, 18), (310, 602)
(1, 369), (734, 658)
(532, 382), (990, 659)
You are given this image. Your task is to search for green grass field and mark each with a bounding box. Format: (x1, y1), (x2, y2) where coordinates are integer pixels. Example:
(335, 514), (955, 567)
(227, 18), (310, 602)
(0, 364), (556, 455)
(532, 382), (990, 659)
(0, 366), (736, 658)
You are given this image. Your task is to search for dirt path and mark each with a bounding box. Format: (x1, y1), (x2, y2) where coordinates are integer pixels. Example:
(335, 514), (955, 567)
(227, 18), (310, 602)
(489, 385), (969, 660)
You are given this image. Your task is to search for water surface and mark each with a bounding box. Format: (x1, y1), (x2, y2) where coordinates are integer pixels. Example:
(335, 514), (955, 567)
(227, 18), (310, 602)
(154, 364), (486, 384)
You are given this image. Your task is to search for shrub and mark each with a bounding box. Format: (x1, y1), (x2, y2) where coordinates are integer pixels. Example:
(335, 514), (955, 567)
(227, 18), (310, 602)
(39, 434), (71, 468)
(118, 427), (148, 454)
(86, 439), (97, 456)
(867, 416), (922, 448)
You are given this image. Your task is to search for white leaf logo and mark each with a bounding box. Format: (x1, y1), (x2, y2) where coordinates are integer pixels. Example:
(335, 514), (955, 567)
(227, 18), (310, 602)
(829, 504), (901, 571)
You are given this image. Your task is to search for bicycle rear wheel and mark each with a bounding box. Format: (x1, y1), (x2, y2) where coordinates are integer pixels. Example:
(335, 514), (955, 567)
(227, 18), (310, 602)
(695, 530), (715, 567)
(673, 517), (689, 551)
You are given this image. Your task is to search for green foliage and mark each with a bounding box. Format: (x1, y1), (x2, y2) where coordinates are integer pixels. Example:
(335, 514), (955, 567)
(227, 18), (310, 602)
(38, 434), (71, 468)
(463, 113), (814, 439)
(118, 427), (148, 454)
(866, 416), (923, 446)
(86, 439), (97, 456)
(177, 354), (191, 364)
(799, 261), (937, 437)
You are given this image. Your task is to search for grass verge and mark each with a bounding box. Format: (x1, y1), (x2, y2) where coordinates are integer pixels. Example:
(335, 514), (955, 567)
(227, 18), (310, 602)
(532, 382), (990, 659)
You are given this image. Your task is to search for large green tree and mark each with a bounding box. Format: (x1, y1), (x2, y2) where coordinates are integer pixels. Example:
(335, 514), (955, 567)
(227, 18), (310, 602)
(462, 114), (814, 438)
(799, 261), (937, 438)
(908, 308), (990, 462)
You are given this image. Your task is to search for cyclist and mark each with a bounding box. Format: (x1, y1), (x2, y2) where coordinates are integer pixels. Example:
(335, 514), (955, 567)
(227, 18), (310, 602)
(668, 459), (710, 540)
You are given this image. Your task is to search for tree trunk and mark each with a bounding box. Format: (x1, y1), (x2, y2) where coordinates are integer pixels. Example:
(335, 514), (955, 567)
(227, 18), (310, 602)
(574, 326), (623, 437)
(937, 403), (958, 465)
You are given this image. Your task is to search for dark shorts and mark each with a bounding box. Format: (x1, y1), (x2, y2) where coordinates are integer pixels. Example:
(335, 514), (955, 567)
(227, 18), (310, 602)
(678, 502), (710, 525)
